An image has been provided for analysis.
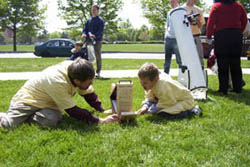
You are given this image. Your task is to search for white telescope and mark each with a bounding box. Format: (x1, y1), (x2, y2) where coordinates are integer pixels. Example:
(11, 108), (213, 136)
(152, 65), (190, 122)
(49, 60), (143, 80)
(170, 7), (207, 100)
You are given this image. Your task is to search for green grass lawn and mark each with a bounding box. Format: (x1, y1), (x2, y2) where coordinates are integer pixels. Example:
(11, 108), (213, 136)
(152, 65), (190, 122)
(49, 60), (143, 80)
(0, 58), (250, 72)
(0, 58), (174, 72)
(0, 76), (250, 166)
(0, 45), (34, 52)
(0, 44), (164, 53)
(102, 44), (164, 53)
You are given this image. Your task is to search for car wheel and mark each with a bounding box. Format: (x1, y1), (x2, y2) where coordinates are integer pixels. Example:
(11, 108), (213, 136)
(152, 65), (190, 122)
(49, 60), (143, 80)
(41, 51), (50, 57)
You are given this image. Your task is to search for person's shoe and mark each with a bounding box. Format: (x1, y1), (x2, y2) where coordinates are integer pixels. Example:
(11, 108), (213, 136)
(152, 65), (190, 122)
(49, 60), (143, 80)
(232, 89), (242, 93)
(217, 89), (228, 95)
(192, 105), (203, 117)
(241, 80), (246, 88)
(95, 72), (104, 79)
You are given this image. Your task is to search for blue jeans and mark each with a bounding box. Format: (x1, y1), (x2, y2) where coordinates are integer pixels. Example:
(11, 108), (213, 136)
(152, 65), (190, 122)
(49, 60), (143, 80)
(164, 37), (182, 74)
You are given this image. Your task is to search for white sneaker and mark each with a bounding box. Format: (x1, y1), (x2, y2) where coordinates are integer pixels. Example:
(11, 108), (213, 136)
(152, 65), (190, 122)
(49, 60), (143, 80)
(0, 112), (6, 128)
(192, 105), (203, 117)
(96, 72), (103, 79)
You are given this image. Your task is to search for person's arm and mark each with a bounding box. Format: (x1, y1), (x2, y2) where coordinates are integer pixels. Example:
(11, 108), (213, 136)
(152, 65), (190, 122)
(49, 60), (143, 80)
(206, 5), (216, 39)
(82, 20), (89, 38)
(239, 3), (248, 32)
(165, 15), (170, 38)
(82, 92), (104, 112)
(65, 106), (99, 123)
(196, 9), (205, 29)
(138, 90), (157, 114)
(65, 106), (119, 124)
(94, 19), (104, 40)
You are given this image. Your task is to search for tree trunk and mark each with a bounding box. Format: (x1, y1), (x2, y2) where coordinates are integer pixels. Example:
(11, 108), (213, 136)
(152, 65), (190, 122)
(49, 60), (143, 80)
(13, 24), (17, 52)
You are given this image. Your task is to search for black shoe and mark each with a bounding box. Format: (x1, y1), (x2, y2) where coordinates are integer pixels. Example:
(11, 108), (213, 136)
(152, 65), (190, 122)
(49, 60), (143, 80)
(232, 89), (242, 93)
(241, 80), (246, 88)
(217, 89), (228, 95)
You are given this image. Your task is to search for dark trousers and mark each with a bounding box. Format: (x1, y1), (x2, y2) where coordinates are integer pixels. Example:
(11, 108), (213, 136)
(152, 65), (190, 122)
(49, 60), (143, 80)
(87, 40), (102, 73)
(214, 29), (243, 93)
(158, 110), (195, 119)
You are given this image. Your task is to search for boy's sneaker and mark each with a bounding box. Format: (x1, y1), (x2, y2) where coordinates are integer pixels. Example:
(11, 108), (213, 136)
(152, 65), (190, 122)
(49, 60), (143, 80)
(192, 105), (203, 117)
(95, 72), (103, 79)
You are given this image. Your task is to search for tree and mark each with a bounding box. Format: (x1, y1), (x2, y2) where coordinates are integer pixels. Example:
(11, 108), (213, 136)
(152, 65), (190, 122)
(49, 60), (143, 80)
(58, 0), (123, 36)
(239, 0), (250, 13)
(140, 0), (205, 39)
(0, 0), (46, 51)
(37, 29), (49, 42)
(48, 32), (61, 39)
(0, 32), (5, 44)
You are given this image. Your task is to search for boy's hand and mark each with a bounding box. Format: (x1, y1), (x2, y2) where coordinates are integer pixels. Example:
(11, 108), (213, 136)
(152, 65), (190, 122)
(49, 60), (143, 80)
(99, 114), (119, 124)
(90, 34), (96, 39)
(82, 34), (87, 38)
(138, 106), (148, 115)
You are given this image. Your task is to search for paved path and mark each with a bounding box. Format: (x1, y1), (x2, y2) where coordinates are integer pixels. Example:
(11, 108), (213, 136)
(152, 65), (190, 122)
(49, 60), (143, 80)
(1, 69), (250, 80)
(0, 52), (248, 60)
(0, 52), (166, 59)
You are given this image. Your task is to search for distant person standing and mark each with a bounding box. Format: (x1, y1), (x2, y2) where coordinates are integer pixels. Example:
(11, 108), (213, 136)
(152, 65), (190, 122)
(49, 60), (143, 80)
(206, 0), (247, 94)
(82, 4), (104, 78)
(183, 0), (205, 68)
(164, 0), (182, 74)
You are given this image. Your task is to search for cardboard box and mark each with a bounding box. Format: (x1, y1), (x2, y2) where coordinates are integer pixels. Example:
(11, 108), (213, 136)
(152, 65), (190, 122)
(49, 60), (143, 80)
(110, 80), (137, 120)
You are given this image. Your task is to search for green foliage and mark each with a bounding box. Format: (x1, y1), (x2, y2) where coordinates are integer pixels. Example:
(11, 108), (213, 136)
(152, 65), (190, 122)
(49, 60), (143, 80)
(0, 32), (5, 43)
(0, 0), (46, 51)
(57, 0), (123, 35)
(140, 0), (206, 38)
(238, 0), (250, 13)
(37, 29), (49, 42)
(48, 32), (61, 39)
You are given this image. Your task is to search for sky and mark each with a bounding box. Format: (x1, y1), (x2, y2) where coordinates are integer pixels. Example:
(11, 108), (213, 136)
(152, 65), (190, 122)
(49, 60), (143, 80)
(41, 0), (213, 33)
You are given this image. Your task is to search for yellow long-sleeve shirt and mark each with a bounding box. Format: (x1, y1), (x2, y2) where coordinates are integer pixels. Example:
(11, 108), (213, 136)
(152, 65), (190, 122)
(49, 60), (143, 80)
(12, 61), (94, 111)
(145, 73), (195, 114)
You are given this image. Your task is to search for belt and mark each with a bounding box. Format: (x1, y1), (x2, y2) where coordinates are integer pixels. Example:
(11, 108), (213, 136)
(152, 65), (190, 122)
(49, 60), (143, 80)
(193, 34), (201, 37)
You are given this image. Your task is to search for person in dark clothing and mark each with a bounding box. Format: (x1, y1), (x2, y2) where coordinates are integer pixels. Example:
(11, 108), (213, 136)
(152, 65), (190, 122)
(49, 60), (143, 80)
(206, 0), (248, 95)
(82, 4), (104, 78)
(69, 41), (88, 61)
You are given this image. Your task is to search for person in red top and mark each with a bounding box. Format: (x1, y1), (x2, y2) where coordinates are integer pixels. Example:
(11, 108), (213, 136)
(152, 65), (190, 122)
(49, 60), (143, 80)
(206, 0), (248, 95)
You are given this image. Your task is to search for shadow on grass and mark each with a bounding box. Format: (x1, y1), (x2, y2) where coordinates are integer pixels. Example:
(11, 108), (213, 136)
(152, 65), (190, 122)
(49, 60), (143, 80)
(145, 114), (195, 124)
(54, 115), (100, 133)
(208, 88), (250, 106)
(95, 77), (111, 81)
(119, 119), (138, 128)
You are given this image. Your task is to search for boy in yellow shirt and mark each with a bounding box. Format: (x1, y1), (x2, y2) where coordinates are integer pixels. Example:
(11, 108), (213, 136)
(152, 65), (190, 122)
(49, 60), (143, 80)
(137, 63), (202, 118)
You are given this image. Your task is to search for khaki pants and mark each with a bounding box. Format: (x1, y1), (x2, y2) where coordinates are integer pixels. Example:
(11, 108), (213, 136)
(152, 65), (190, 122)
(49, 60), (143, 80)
(194, 36), (204, 68)
(87, 40), (102, 74)
(0, 102), (62, 128)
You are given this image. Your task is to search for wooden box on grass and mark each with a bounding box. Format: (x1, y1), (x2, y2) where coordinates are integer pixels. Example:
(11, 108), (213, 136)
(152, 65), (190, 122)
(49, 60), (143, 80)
(110, 80), (137, 120)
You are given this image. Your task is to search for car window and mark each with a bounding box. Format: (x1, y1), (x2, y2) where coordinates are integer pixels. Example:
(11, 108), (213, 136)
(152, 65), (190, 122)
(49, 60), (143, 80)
(54, 41), (60, 47)
(68, 42), (74, 48)
(47, 42), (54, 47)
(60, 41), (66, 47)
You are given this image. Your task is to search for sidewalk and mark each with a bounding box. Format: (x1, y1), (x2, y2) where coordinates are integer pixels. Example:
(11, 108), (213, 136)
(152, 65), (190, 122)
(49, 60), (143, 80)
(0, 52), (165, 59)
(1, 69), (250, 81)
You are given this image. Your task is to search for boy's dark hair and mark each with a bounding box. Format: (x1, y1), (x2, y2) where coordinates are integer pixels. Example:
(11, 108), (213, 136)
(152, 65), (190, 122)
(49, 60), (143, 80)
(92, 4), (100, 10)
(138, 62), (160, 81)
(214, 0), (235, 3)
(68, 58), (95, 82)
